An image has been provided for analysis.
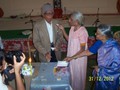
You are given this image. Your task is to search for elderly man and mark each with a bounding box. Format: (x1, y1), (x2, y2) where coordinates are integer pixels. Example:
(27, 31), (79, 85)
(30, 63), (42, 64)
(33, 3), (65, 62)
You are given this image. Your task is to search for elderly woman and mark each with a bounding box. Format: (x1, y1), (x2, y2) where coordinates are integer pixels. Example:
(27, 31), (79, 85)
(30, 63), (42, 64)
(57, 11), (88, 90)
(94, 24), (120, 90)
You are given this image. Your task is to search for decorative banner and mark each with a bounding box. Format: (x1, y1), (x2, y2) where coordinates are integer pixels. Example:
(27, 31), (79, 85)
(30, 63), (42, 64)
(2, 39), (34, 52)
(2, 37), (96, 52)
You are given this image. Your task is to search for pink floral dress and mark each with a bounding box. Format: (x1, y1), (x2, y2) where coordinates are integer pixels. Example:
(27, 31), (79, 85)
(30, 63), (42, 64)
(67, 26), (88, 90)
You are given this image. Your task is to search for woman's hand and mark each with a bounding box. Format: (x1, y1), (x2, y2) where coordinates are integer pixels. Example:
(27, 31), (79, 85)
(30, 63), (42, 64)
(64, 57), (73, 62)
(92, 66), (99, 72)
(56, 23), (68, 41)
(56, 24), (64, 32)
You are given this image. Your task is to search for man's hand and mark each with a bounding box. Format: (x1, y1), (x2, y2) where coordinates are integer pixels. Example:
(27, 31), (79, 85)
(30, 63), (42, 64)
(45, 52), (51, 62)
(54, 46), (58, 51)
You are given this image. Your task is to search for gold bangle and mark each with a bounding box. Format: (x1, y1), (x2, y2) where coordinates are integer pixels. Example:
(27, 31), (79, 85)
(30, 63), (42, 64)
(72, 56), (77, 59)
(74, 57), (77, 59)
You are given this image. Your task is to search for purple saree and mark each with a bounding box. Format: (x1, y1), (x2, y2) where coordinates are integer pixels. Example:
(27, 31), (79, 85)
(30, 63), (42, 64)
(95, 39), (120, 90)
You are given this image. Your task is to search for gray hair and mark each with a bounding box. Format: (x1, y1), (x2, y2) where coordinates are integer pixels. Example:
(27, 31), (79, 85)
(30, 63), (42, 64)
(70, 11), (84, 25)
(41, 3), (54, 15)
(97, 24), (113, 38)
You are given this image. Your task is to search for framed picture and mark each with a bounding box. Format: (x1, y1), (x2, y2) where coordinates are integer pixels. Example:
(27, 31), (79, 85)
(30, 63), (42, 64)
(53, 0), (61, 8)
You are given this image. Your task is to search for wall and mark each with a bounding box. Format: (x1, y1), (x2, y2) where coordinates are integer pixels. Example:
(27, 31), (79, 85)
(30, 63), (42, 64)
(0, 0), (118, 17)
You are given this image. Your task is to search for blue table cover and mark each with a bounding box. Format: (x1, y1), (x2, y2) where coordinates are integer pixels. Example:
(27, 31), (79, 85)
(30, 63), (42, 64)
(30, 63), (71, 90)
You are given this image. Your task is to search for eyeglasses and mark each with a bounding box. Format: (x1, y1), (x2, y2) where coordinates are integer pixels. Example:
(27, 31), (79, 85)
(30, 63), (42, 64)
(95, 32), (103, 36)
(44, 12), (54, 15)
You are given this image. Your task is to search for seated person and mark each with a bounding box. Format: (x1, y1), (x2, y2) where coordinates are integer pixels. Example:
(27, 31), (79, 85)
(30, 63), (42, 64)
(93, 24), (120, 90)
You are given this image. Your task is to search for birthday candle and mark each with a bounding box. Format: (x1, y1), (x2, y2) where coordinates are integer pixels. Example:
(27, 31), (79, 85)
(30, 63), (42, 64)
(29, 57), (32, 75)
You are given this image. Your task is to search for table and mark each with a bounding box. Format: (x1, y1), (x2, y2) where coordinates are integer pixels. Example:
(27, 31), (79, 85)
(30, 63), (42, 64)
(30, 63), (71, 90)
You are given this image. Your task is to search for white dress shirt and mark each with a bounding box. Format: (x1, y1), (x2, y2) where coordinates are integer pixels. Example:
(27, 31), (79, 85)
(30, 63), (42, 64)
(45, 20), (53, 43)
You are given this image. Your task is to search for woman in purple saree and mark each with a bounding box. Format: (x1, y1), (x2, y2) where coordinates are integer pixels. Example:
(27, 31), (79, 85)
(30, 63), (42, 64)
(94, 24), (120, 90)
